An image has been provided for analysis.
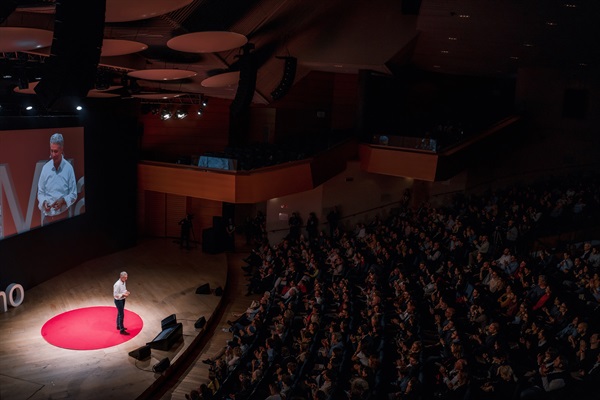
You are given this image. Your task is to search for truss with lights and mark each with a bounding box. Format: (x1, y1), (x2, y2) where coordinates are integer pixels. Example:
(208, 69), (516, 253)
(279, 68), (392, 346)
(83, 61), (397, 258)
(137, 93), (209, 105)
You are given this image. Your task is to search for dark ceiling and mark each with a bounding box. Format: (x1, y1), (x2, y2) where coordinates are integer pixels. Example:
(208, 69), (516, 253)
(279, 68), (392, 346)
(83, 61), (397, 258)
(1, 0), (599, 107)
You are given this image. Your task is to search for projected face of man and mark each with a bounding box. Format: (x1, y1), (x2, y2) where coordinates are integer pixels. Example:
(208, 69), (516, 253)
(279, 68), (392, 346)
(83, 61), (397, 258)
(50, 142), (64, 168)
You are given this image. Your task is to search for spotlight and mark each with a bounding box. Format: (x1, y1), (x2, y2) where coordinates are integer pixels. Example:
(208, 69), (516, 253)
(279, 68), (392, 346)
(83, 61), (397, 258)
(198, 94), (208, 108)
(160, 109), (173, 120)
(76, 105), (83, 111)
(25, 105), (33, 111)
(176, 109), (187, 119)
(197, 108), (203, 116)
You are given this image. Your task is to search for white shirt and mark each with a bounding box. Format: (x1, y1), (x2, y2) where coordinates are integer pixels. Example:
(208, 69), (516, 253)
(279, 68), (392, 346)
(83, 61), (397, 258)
(37, 157), (77, 217)
(114, 279), (127, 300)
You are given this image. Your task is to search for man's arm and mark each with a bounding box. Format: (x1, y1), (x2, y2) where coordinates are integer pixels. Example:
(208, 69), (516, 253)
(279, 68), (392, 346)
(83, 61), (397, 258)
(63, 162), (78, 208)
(37, 168), (51, 212)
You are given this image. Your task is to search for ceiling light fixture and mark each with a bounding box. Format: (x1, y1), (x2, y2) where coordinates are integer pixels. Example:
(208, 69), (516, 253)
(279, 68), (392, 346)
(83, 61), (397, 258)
(176, 109), (187, 119)
(160, 108), (172, 120)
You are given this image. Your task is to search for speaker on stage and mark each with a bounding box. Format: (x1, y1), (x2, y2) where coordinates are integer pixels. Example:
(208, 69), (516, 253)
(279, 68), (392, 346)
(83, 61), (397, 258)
(152, 357), (170, 373)
(128, 345), (151, 360)
(161, 314), (177, 330)
(196, 283), (211, 294)
(214, 286), (223, 296)
(194, 316), (206, 329)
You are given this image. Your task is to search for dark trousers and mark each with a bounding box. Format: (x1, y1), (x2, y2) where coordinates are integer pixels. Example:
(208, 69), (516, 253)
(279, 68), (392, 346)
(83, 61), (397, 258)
(115, 298), (126, 330)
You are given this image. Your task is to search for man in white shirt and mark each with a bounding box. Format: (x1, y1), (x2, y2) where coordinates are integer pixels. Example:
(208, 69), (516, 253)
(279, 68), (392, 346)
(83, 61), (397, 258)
(113, 271), (130, 335)
(37, 133), (77, 225)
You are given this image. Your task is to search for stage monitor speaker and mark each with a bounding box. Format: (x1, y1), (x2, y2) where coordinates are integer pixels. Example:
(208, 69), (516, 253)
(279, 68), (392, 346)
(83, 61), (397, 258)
(214, 286), (223, 296)
(147, 323), (183, 351)
(161, 314), (177, 330)
(152, 357), (170, 373)
(128, 345), (151, 360)
(194, 316), (206, 329)
(196, 283), (211, 294)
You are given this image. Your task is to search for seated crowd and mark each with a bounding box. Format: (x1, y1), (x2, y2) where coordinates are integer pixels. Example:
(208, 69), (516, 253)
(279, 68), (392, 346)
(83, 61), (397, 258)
(192, 174), (600, 400)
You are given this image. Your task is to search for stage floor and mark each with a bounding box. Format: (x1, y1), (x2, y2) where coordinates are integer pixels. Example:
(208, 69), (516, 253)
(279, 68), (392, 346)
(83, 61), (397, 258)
(0, 238), (228, 400)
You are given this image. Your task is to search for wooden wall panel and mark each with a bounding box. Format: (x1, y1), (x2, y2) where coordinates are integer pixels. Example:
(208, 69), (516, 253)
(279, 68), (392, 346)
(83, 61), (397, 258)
(235, 162), (314, 203)
(165, 194), (187, 238)
(144, 191), (166, 236)
(138, 163), (237, 202)
(189, 198), (223, 243)
(138, 142), (358, 205)
(140, 191), (222, 242)
(359, 144), (438, 182)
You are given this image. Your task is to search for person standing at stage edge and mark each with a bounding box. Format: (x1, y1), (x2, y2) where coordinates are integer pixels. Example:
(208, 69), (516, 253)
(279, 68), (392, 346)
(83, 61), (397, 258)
(113, 271), (130, 335)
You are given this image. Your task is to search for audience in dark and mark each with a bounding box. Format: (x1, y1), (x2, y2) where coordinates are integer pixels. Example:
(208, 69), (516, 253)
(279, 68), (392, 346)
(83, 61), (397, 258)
(200, 173), (600, 400)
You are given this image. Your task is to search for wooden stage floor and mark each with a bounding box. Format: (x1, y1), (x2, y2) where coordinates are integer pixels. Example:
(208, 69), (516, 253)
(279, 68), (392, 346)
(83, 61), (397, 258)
(0, 237), (247, 400)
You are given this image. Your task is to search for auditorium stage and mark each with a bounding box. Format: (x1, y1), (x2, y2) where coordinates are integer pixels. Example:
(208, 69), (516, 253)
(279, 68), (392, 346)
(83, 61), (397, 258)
(0, 238), (228, 400)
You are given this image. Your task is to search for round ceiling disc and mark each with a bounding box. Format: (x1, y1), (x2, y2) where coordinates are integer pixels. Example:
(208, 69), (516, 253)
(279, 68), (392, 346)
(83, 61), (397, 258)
(0, 27), (53, 52)
(105, 0), (193, 23)
(132, 93), (184, 99)
(167, 31), (247, 53)
(127, 69), (197, 81)
(201, 71), (240, 87)
(101, 39), (148, 57)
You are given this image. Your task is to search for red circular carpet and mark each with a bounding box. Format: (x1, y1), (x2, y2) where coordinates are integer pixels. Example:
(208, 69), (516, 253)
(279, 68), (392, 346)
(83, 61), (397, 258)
(41, 306), (143, 350)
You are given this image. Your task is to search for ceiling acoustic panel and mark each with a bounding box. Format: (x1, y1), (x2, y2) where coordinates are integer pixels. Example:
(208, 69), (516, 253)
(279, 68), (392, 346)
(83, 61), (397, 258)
(0, 27), (53, 52)
(101, 39), (148, 57)
(105, 0), (193, 23)
(132, 93), (184, 100)
(201, 71), (240, 88)
(128, 69), (197, 81)
(167, 31), (248, 54)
